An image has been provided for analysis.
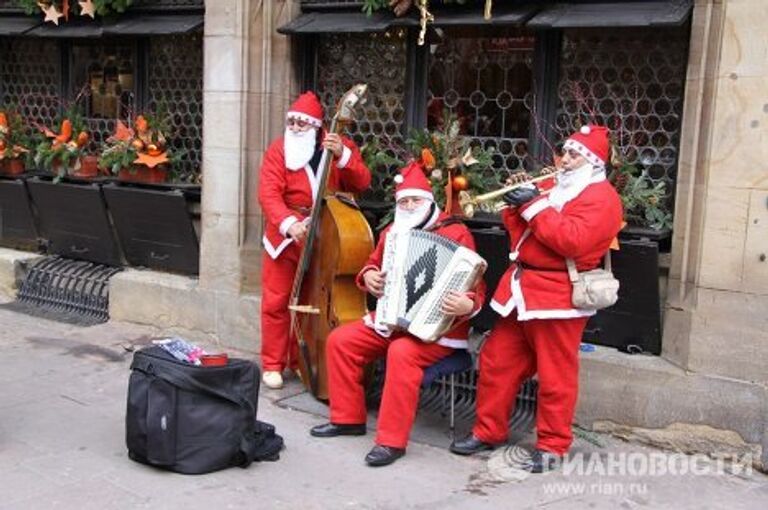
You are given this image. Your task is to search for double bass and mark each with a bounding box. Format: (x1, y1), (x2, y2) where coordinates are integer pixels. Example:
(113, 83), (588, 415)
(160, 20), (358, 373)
(289, 84), (374, 399)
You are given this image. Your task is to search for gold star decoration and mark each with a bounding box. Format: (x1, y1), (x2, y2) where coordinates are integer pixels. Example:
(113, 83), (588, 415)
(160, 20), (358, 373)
(38, 2), (64, 25)
(78, 0), (96, 19)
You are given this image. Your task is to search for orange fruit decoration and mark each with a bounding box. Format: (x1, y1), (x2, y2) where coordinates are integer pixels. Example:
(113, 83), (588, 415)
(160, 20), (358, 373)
(421, 148), (436, 170)
(452, 175), (469, 191)
(76, 131), (89, 147)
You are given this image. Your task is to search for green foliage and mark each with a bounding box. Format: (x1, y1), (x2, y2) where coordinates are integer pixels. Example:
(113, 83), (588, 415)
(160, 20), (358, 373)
(613, 164), (672, 231)
(361, 0), (468, 16)
(0, 107), (36, 163)
(15, 0), (133, 17)
(361, 0), (391, 16)
(32, 106), (89, 178)
(404, 110), (496, 207)
(99, 142), (137, 176)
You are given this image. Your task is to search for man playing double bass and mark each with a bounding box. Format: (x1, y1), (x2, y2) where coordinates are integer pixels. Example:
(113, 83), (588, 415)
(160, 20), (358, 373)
(310, 161), (486, 467)
(258, 91), (371, 389)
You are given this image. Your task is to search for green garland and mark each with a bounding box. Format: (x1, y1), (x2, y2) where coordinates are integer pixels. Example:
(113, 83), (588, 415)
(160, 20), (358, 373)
(15, 0), (133, 19)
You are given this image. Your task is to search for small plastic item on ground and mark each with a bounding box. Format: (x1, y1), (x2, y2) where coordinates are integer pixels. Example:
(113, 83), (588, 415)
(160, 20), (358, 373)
(579, 343), (596, 353)
(153, 336), (206, 365)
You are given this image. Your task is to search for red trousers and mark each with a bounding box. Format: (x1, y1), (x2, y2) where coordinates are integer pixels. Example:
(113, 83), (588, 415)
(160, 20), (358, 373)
(326, 320), (453, 449)
(260, 246), (300, 372)
(473, 313), (588, 455)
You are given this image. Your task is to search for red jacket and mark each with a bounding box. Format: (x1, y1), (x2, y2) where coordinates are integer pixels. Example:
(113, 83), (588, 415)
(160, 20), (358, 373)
(356, 212), (487, 349)
(258, 135), (371, 259)
(490, 178), (623, 320)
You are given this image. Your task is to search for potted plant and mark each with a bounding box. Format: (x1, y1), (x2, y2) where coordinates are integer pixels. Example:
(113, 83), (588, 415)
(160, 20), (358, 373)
(100, 112), (181, 184)
(362, 110), (495, 227)
(609, 162), (672, 234)
(0, 109), (33, 175)
(33, 109), (93, 180)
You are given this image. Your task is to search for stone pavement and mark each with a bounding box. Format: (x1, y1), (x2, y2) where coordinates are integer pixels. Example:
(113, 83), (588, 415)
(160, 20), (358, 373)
(0, 304), (766, 510)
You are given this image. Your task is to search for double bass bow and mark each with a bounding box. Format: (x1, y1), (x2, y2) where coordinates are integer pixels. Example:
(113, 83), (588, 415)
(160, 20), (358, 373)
(288, 84), (374, 399)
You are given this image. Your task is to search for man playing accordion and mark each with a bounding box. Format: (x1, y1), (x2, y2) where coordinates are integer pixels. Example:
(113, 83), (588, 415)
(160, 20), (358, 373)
(310, 160), (485, 467)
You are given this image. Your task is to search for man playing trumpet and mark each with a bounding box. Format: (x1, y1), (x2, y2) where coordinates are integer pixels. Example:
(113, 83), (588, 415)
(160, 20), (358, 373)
(450, 125), (623, 472)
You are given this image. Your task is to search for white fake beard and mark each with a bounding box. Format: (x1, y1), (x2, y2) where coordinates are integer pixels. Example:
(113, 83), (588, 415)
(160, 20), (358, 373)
(549, 162), (602, 210)
(284, 127), (318, 171)
(392, 200), (435, 233)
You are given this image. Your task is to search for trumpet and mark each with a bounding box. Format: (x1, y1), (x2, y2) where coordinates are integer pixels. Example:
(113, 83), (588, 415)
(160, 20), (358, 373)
(458, 167), (561, 217)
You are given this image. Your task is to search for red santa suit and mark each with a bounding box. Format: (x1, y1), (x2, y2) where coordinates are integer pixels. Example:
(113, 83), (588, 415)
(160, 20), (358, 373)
(472, 125), (623, 455)
(257, 92), (371, 372)
(326, 162), (486, 449)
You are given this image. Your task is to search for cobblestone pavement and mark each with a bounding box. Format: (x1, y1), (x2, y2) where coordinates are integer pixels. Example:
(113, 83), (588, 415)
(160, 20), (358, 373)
(1, 305), (766, 509)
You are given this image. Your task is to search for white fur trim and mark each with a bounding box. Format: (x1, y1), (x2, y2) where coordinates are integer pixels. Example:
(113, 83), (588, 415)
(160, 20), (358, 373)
(304, 162), (320, 202)
(521, 197), (551, 222)
(262, 235), (293, 260)
(286, 111), (322, 128)
(563, 139), (604, 168)
(395, 188), (434, 201)
(279, 216), (299, 237)
(337, 145), (352, 168)
(518, 308), (595, 320)
(437, 338), (468, 349)
(490, 298), (516, 318)
(363, 312), (394, 338)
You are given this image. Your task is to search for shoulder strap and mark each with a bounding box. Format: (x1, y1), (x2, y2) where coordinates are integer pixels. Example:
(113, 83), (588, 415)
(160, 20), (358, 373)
(566, 250), (613, 282)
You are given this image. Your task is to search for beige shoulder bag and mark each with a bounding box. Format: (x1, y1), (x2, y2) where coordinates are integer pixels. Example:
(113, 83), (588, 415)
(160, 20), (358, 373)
(566, 252), (619, 311)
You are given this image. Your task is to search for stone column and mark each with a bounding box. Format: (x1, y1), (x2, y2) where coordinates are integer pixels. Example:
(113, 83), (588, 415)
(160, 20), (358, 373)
(199, 0), (251, 293)
(664, 0), (768, 383)
(241, 0), (301, 294)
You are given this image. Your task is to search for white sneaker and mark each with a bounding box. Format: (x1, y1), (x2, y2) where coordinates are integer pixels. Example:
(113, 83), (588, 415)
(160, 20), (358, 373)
(262, 371), (283, 389)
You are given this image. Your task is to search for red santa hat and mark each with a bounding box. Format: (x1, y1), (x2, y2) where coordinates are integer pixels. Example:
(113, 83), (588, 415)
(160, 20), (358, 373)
(393, 160), (434, 201)
(286, 91), (323, 128)
(563, 124), (610, 167)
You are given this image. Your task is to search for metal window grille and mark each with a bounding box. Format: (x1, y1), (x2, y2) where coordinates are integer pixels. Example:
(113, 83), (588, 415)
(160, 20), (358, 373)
(0, 37), (60, 131)
(556, 27), (689, 210)
(148, 33), (203, 183)
(316, 31), (407, 200)
(428, 28), (536, 182)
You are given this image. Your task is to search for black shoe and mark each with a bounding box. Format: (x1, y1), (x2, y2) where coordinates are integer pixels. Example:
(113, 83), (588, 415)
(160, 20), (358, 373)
(449, 434), (498, 456)
(530, 449), (563, 474)
(310, 422), (366, 438)
(364, 445), (405, 467)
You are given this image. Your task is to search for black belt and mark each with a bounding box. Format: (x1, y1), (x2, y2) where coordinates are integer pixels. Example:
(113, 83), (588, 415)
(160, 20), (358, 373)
(516, 262), (567, 273)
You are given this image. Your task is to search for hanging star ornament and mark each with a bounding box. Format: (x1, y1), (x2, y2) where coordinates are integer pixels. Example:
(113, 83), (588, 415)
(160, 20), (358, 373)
(79, 0), (96, 19)
(38, 2), (64, 25)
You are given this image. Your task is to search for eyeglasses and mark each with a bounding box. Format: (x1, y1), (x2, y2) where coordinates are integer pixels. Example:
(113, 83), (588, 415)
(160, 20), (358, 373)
(396, 196), (427, 209)
(286, 118), (311, 129)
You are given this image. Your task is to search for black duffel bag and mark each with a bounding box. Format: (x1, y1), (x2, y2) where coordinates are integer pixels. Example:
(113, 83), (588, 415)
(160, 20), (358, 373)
(126, 345), (283, 474)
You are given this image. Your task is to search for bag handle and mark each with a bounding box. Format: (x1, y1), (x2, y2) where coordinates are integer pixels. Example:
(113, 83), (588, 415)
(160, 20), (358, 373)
(566, 250), (612, 282)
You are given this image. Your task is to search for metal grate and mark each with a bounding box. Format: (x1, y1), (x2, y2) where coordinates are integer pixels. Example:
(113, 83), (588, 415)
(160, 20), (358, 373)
(0, 37), (61, 131)
(420, 372), (538, 430)
(367, 361), (537, 432)
(148, 33), (204, 183)
(316, 31), (407, 201)
(557, 27), (689, 210)
(17, 256), (122, 323)
(428, 28), (536, 181)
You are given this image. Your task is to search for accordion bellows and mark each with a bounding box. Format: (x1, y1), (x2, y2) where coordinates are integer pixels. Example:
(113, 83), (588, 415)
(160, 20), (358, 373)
(375, 229), (487, 342)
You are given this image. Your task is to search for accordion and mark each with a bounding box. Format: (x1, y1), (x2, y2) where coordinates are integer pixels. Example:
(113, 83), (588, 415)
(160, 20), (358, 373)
(374, 229), (487, 342)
